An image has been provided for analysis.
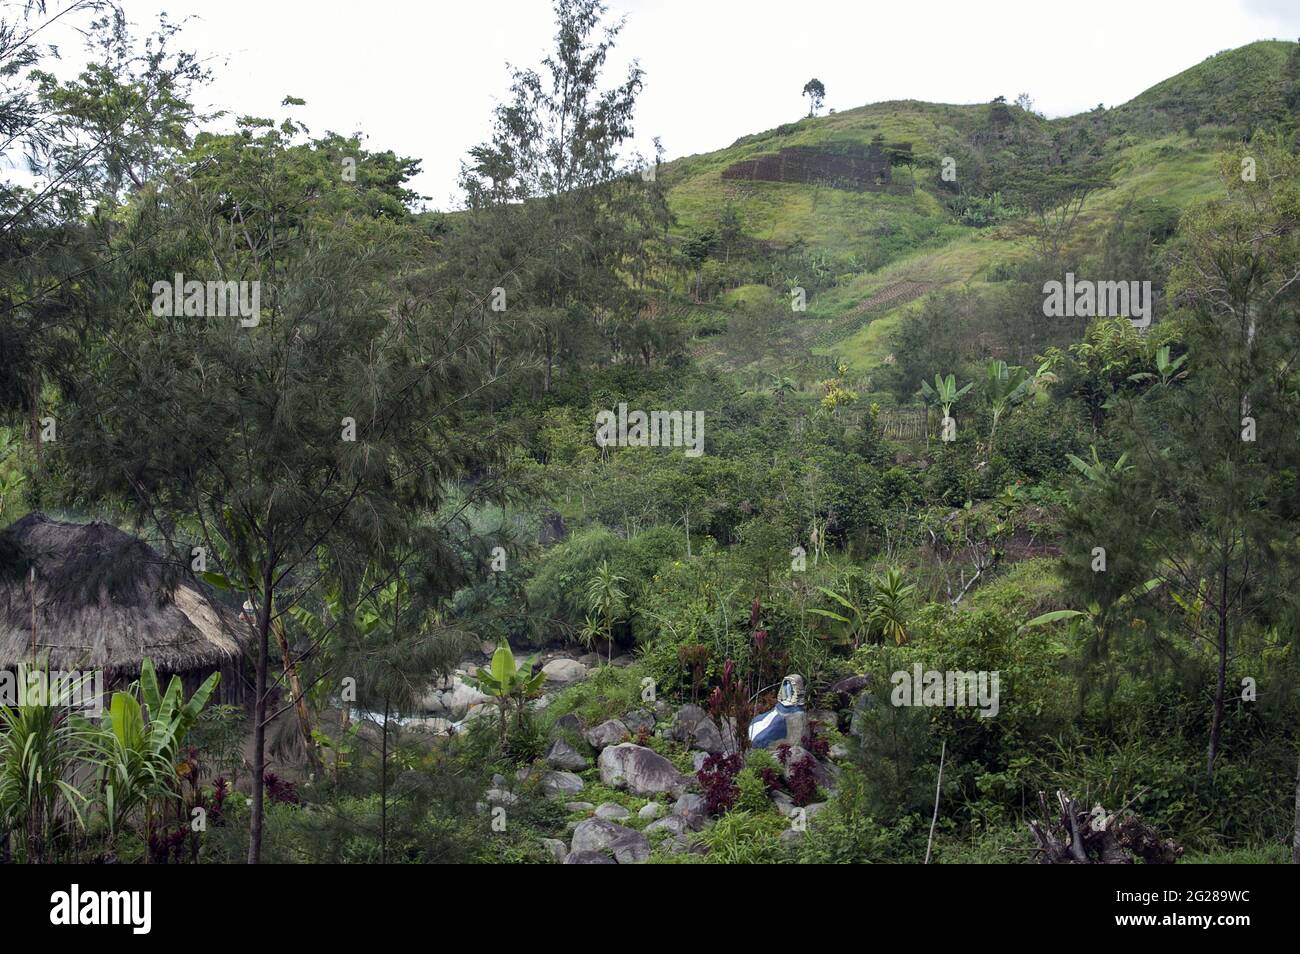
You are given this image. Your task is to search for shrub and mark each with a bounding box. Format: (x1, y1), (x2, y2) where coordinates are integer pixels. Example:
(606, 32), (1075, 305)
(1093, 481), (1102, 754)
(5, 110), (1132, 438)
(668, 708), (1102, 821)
(697, 753), (744, 816)
(734, 766), (775, 815)
(697, 810), (787, 864)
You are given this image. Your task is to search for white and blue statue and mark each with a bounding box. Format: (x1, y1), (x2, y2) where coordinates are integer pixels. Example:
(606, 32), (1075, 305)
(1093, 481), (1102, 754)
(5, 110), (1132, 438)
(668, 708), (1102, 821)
(748, 674), (807, 749)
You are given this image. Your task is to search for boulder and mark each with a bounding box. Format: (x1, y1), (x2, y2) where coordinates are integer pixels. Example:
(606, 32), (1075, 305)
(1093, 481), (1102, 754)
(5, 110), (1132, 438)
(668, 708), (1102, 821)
(594, 802), (631, 821)
(570, 818), (650, 864)
(545, 739), (590, 772)
(564, 801), (595, 812)
(481, 788), (517, 807)
(542, 838), (568, 863)
(598, 743), (688, 797)
(638, 801), (665, 821)
(622, 709), (656, 735)
(808, 709), (838, 731)
(691, 717), (724, 754)
(830, 674), (870, 707)
(671, 704), (709, 741)
(778, 745), (839, 790)
(645, 814), (690, 838)
(541, 771), (585, 797)
(564, 849), (617, 864)
(584, 719), (631, 750)
(555, 712), (584, 734)
(672, 704), (725, 753)
(673, 793), (708, 831)
(542, 657), (589, 687)
(421, 675), (490, 719)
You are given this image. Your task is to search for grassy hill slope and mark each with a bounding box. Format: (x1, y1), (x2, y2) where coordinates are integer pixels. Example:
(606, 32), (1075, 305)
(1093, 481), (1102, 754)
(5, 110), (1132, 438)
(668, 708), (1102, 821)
(659, 40), (1296, 382)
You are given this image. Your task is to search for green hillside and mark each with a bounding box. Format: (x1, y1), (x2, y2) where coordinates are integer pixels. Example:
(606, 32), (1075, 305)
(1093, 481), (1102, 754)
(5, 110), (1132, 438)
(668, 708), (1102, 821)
(658, 40), (1297, 383)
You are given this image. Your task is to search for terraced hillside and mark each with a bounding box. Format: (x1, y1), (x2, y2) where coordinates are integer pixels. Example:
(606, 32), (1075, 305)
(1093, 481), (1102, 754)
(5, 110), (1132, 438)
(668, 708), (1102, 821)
(658, 40), (1298, 388)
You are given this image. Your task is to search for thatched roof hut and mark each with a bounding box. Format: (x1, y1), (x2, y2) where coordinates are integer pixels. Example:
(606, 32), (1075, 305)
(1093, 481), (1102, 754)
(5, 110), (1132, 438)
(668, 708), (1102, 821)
(0, 513), (249, 701)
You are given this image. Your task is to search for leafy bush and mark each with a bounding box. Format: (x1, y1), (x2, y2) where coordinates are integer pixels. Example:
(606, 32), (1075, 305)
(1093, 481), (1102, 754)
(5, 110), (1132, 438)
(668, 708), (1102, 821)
(697, 810), (787, 864)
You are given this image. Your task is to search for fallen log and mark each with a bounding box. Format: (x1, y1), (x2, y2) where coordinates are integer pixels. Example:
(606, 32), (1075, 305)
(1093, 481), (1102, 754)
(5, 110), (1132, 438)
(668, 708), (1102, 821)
(1027, 789), (1183, 864)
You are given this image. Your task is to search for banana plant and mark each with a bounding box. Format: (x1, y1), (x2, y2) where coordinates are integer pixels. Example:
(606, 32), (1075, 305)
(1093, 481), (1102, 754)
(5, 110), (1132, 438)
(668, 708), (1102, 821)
(1019, 578), (1162, 638)
(91, 659), (219, 847)
(469, 641), (546, 741)
(809, 583), (870, 650)
(1128, 345), (1188, 389)
(984, 360), (1031, 453)
(920, 372), (973, 421)
(1065, 444), (1133, 483)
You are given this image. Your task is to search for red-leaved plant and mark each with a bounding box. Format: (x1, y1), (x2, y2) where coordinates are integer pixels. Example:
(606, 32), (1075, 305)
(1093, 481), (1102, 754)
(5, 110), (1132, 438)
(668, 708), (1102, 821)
(708, 658), (752, 755)
(697, 752), (745, 815)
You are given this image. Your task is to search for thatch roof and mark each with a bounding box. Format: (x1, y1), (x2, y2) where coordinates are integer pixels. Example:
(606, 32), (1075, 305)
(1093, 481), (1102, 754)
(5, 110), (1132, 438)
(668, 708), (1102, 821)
(0, 513), (248, 675)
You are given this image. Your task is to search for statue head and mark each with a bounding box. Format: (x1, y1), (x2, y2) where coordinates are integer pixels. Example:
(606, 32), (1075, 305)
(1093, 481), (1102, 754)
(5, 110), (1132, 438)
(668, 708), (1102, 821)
(778, 674), (805, 707)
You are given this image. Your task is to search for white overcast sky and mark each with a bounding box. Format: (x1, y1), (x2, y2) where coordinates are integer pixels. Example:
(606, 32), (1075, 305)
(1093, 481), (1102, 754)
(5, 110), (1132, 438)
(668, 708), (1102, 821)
(24, 0), (1300, 208)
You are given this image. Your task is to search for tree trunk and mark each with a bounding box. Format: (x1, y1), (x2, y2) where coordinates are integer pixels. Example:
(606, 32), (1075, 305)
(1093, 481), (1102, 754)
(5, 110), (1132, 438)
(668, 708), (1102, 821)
(1207, 566), (1229, 777)
(247, 568), (274, 864)
(272, 618), (321, 777)
(380, 695), (389, 865)
(1292, 748), (1300, 864)
(543, 327), (554, 393)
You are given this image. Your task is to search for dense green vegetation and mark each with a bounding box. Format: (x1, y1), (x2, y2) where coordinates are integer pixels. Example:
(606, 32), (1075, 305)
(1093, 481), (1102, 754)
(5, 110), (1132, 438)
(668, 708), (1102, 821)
(1, 1), (1298, 865)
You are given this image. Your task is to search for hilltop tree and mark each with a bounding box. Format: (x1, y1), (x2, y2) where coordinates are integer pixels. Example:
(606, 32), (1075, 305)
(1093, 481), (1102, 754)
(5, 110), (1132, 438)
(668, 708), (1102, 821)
(802, 78), (825, 116)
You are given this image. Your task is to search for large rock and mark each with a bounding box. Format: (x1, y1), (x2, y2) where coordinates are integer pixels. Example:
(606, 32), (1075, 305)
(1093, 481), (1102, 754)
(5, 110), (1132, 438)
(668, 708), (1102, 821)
(555, 712), (584, 734)
(671, 704), (724, 753)
(671, 704), (709, 740)
(564, 849), (617, 864)
(541, 771), (585, 797)
(778, 745), (839, 790)
(673, 793), (708, 830)
(830, 674), (870, 707)
(542, 657), (589, 687)
(595, 802), (631, 821)
(584, 719), (631, 750)
(638, 801), (666, 821)
(622, 709), (655, 735)
(542, 838), (568, 863)
(645, 814), (690, 838)
(420, 674), (490, 719)
(598, 743), (688, 797)
(570, 818), (650, 864)
(545, 739), (590, 771)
